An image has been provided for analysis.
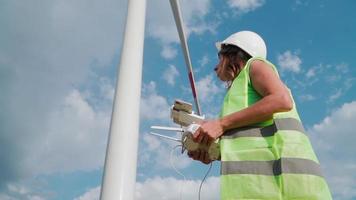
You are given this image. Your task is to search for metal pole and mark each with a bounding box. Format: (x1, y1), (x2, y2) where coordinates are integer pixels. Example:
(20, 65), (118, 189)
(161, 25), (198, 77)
(169, 0), (202, 116)
(100, 0), (146, 199)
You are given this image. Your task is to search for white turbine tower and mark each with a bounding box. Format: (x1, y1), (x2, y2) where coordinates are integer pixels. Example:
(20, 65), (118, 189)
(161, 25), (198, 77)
(99, 0), (146, 199)
(100, 0), (200, 199)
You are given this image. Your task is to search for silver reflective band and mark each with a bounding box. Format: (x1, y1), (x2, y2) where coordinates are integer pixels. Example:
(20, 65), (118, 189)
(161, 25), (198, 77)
(221, 158), (323, 177)
(222, 118), (305, 139)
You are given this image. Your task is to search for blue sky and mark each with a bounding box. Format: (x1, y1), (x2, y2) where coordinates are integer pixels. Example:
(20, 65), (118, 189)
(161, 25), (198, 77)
(0, 0), (355, 199)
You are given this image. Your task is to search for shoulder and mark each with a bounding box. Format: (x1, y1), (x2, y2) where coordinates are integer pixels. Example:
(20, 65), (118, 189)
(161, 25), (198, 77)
(249, 59), (276, 78)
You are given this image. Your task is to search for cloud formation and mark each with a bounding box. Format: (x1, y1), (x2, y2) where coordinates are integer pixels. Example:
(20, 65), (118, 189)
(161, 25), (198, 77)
(163, 65), (180, 86)
(309, 101), (356, 200)
(0, 0), (127, 188)
(140, 81), (170, 121)
(196, 74), (222, 103)
(228, 0), (265, 13)
(29, 89), (110, 174)
(74, 176), (220, 200)
(136, 176), (220, 200)
(146, 0), (216, 59)
(277, 50), (302, 73)
(74, 187), (100, 200)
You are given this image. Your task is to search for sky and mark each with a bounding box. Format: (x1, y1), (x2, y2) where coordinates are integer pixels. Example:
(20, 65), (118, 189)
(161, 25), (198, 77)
(0, 0), (355, 199)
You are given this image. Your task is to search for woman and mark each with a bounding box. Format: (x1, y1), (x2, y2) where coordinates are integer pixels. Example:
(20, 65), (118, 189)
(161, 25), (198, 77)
(188, 31), (332, 199)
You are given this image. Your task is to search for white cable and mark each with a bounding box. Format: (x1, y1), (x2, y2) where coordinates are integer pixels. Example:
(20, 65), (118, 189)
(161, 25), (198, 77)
(198, 162), (213, 200)
(170, 143), (213, 200)
(170, 145), (186, 200)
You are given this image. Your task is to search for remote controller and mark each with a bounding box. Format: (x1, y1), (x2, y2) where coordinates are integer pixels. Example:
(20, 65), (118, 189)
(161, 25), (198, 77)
(181, 124), (220, 160)
(150, 99), (221, 161)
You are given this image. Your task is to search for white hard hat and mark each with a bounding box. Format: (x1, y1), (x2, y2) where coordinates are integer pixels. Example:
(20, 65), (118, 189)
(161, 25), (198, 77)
(216, 31), (267, 59)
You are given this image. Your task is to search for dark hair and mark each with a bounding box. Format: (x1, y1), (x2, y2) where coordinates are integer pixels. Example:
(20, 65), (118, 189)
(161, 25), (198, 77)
(219, 44), (252, 67)
(217, 44), (252, 85)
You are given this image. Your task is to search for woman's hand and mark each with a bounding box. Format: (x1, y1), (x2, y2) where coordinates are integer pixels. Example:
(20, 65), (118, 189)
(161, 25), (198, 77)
(186, 119), (224, 164)
(187, 149), (213, 165)
(193, 119), (225, 146)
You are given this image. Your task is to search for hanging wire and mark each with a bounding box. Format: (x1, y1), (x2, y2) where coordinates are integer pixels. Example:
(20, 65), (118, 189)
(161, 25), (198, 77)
(170, 143), (213, 200)
(170, 145), (186, 200)
(198, 162), (213, 200)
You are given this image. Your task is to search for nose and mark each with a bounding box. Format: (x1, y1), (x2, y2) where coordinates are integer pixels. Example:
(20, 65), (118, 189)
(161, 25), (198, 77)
(214, 67), (218, 71)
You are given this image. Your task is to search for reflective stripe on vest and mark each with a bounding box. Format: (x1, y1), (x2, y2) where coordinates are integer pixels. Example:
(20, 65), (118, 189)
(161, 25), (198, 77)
(221, 157), (323, 177)
(222, 118), (305, 139)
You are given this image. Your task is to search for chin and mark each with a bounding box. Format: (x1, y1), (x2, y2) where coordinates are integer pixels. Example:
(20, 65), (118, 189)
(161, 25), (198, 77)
(218, 75), (231, 82)
(217, 75), (225, 81)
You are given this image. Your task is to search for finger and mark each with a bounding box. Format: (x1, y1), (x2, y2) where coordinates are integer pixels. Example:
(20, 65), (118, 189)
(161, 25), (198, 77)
(198, 150), (206, 161)
(201, 152), (210, 164)
(197, 120), (206, 125)
(203, 159), (212, 164)
(201, 135), (209, 146)
(207, 137), (214, 146)
(193, 130), (203, 143)
(197, 133), (205, 143)
(192, 150), (200, 160)
(193, 127), (201, 142)
(187, 151), (193, 158)
(202, 152), (212, 164)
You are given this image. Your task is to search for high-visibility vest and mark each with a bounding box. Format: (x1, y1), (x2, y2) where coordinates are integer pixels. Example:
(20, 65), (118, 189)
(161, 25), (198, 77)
(219, 57), (332, 200)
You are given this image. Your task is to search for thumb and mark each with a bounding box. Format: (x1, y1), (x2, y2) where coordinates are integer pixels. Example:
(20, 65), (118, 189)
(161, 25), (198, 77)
(193, 127), (200, 139)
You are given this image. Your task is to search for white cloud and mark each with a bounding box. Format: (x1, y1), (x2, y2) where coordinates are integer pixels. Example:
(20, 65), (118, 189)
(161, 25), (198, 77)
(308, 101), (356, 200)
(299, 94), (316, 102)
(295, 0), (309, 6)
(228, 0), (265, 13)
(0, 0), (128, 186)
(294, 63), (354, 104)
(326, 77), (354, 104)
(27, 89), (110, 174)
(277, 50), (302, 73)
(74, 186), (100, 200)
(293, 0), (309, 9)
(335, 63), (349, 74)
(146, 0), (216, 59)
(0, 194), (13, 200)
(163, 65), (180, 86)
(196, 74), (222, 103)
(199, 55), (210, 67)
(139, 82), (193, 171)
(326, 74), (342, 83)
(327, 90), (342, 103)
(306, 63), (348, 81)
(161, 45), (178, 59)
(136, 176), (220, 200)
(140, 82), (170, 121)
(99, 77), (115, 102)
(179, 74), (223, 118)
(75, 176), (220, 200)
(143, 133), (162, 152)
(0, 183), (46, 200)
(306, 67), (317, 78)
(139, 133), (192, 170)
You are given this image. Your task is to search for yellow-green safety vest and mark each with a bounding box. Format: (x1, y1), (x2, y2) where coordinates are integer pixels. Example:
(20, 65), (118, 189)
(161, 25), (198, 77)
(219, 57), (332, 200)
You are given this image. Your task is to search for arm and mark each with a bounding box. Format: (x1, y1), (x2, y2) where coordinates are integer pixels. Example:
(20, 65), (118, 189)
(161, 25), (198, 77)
(219, 60), (293, 131)
(195, 60), (293, 142)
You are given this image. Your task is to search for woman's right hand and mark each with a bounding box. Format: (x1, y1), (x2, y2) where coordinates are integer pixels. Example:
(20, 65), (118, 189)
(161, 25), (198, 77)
(187, 149), (212, 165)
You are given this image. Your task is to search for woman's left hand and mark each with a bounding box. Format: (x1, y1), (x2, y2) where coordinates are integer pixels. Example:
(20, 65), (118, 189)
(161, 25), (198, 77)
(187, 149), (213, 165)
(193, 119), (225, 145)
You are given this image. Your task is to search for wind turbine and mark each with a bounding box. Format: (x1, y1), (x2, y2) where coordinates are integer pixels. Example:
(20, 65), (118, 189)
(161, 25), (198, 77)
(99, 0), (146, 200)
(99, 0), (201, 199)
